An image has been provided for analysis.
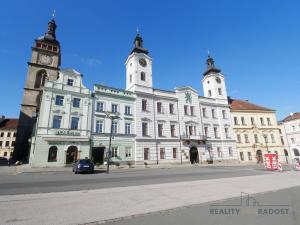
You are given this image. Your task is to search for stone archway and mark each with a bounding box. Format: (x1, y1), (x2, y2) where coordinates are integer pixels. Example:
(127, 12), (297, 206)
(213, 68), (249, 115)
(190, 147), (199, 164)
(256, 150), (263, 164)
(66, 146), (78, 164)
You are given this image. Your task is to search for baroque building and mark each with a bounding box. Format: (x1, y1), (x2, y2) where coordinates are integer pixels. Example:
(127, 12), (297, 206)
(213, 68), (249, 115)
(280, 113), (300, 163)
(0, 118), (18, 158)
(24, 19), (239, 167)
(229, 99), (287, 163)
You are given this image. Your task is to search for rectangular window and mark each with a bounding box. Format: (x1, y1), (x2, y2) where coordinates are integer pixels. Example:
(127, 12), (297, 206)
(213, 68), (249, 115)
(222, 110), (226, 119)
(271, 134), (275, 143)
(144, 148), (149, 160)
(0, 141), (2, 147)
(251, 117), (255, 125)
(53, 115), (62, 128)
(112, 104), (118, 113)
(125, 147), (132, 157)
(158, 124), (163, 137)
(254, 134), (259, 143)
(95, 120), (103, 133)
(173, 148), (177, 159)
(184, 105), (188, 115)
(248, 152), (252, 160)
(141, 72), (146, 81)
(96, 102), (104, 112)
(55, 95), (64, 106)
(291, 138), (295, 144)
(73, 98), (80, 108)
(125, 123), (131, 135)
(142, 122), (148, 136)
(204, 126), (209, 137)
(190, 106), (194, 116)
(241, 117), (246, 125)
(11, 141), (15, 146)
(237, 134), (241, 143)
(125, 106), (131, 115)
(202, 108), (207, 117)
(160, 148), (165, 159)
(170, 124), (176, 137)
(260, 117), (265, 126)
(71, 117), (79, 130)
(189, 126), (193, 136)
(157, 102), (162, 113)
(240, 152), (244, 161)
(267, 118), (272, 126)
(228, 147), (233, 157)
(234, 117), (238, 125)
(169, 104), (174, 114)
(5, 141), (9, 147)
(0, 132), (4, 137)
(225, 127), (229, 138)
(212, 109), (216, 118)
(13, 132), (16, 137)
(142, 99), (147, 111)
(214, 127), (219, 138)
(218, 88), (222, 95)
(111, 147), (118, 158)
(7, 132), (11, 138)
(217, 147), (222, 158)
(244, 134), (249, 143)
(67, 79), (74, 86)
(112, 122), (118, 134)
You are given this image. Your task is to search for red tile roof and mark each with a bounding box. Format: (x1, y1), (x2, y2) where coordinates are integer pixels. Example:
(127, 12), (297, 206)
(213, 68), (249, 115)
(0, 119), (19, 130)
(282, 112), (300, 122)
(229, 99), (274, 111)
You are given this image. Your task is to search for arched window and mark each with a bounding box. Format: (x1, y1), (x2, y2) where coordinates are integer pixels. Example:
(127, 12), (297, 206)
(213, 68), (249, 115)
(293, 149), (300, 157)
(48, 146), (58, 162)
(34, 70), (47, 88)
(141, 72), (146, 81)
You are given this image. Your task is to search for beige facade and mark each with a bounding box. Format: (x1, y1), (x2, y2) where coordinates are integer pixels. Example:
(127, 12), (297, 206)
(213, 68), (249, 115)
(229, 99), (287, 164)
(0, 119), (18, 158)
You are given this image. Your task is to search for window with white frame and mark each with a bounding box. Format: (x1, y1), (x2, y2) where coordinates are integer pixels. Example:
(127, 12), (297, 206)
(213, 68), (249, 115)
(144, 148), (149, 160)
(112, 122), (118, 134)
(53, 115), (62, 128)
(71, 117), (79, 130)
(170, 124), (176, 137)
(142, 122), (148, 136)
(125, 147), (132, 157)
(67, 79), (74, 86)
(73, 98), (80, 108)
(271, 134), (275, 143)
(222, 110), (226, 119)
(111, 147), (118, 158)
(157, 102), (162, 113)
(217, 147), (222, 158)
(55, 95), (64, 106)
(202, 108), (207, 117)
(158, 124), (163, 137)
(112, 104), (118, 113)
(96, 102), (104, 112)
(125, 123), (131, 135)
(142, 99), (147, 111)
(125, 106), (131, 115)
(228, 147), (233, 157)
(160, 148), (165, 159)
(173, 148), (177, 159)
(225, 127), (229, 138)
(95, 120), (103, 133)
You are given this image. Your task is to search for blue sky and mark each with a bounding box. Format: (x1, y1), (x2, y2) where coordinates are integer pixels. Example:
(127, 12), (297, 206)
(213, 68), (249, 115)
(0, 0), (299, 120)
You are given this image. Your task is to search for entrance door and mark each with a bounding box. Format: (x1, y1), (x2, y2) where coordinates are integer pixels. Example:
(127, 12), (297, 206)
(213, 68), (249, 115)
(190, 147), (199, 164)
(66, 146), (78, 164)
(256, 150), (263, 164)
(92, 147), (105, 164)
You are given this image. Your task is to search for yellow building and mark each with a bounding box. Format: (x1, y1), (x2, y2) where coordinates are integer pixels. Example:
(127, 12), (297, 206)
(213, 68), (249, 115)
(0, 118), (18, 159)
(229, 99), (287, 164)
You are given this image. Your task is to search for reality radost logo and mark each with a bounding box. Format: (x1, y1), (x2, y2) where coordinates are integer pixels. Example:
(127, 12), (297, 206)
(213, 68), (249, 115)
(209, 192), (289, 216)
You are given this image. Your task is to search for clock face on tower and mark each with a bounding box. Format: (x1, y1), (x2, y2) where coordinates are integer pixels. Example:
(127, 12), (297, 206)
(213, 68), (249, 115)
(39, 54), (53, 65)
(215, 77), (221, 84)
(139, 58), (147, 67)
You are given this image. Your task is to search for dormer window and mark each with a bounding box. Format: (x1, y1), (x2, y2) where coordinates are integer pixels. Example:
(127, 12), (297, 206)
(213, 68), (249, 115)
(67, 79), (74, 86)
(141, 72), (146, 81)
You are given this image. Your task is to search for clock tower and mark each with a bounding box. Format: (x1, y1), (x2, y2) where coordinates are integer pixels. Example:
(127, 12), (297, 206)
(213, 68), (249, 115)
(202, 55), (228, 100)
(14, 17), (61, 161)
(125, 33), (153, 93)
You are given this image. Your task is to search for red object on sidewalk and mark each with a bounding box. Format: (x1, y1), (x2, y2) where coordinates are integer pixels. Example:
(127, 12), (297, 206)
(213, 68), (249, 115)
(264, 153), (278, 170)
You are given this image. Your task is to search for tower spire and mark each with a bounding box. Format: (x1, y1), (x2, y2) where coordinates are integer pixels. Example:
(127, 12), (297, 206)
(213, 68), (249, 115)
(203, 53), (221, 76)
(130, 30), (149, 55)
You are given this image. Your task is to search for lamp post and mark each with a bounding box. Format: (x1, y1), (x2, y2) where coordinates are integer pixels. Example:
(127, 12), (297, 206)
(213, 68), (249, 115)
(105, 111), (120, 174)
(263, 134), (270, 153)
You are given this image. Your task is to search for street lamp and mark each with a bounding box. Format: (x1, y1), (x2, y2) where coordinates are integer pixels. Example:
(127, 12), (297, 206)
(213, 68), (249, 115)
(263, 134), (270, 153)
(105, 111), (120, 174)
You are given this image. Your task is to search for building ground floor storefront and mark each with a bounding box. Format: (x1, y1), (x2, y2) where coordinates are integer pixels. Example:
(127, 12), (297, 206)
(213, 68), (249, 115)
(237, 146), (290, 164)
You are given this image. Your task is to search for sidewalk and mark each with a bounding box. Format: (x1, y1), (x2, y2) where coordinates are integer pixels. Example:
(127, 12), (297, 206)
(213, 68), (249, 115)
(0, 171), (300, 225)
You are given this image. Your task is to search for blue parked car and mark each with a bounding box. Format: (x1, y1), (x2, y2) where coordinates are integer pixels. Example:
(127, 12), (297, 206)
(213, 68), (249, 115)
(73, 159), (94, 174)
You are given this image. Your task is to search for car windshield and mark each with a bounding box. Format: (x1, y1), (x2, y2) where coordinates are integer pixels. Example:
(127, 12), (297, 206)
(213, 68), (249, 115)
(78, 159), (92, 164)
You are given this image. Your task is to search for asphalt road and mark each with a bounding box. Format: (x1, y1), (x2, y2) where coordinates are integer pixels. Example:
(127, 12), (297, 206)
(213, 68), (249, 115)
(0, 165), (268, 195)
(100, 186), (300, 225)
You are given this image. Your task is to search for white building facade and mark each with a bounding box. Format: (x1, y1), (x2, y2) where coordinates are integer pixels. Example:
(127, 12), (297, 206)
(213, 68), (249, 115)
(29, 69), (92, 167)
(281, 113), (300, 162)
(125, 34), (238, 165)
